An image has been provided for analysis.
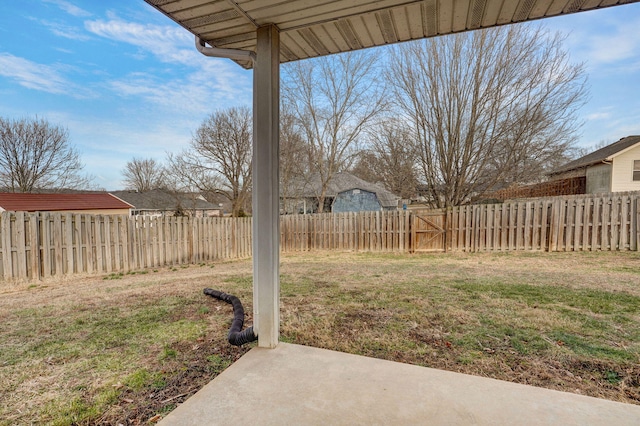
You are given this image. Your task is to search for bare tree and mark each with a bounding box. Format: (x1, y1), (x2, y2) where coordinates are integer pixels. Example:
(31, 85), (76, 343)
(573, 139), (613, 159)
(283, 50), (386, 212)
(279, 108), (308, 213)
(388, 24), (587, 208)
(352, 119), (420, 200)
(121, 157), (165, 192)
(166, 107), (252, 217)
(0, 116), (92, 192)
(349, 151), (379, 189)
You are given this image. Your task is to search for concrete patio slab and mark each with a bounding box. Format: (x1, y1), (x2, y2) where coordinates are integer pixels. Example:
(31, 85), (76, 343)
(159, 343), (639, 425)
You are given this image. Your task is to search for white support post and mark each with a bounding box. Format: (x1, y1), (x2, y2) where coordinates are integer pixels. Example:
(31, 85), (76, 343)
(252, 24), (280, 348)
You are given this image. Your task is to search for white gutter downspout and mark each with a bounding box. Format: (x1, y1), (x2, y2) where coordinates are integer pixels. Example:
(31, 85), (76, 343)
(195, 36), (256, 64)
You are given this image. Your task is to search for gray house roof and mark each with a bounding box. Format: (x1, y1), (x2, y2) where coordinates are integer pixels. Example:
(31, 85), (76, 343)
(283, 172), (400, 209)
(549, 135), (640, 176)
(111, 189), (219, 212)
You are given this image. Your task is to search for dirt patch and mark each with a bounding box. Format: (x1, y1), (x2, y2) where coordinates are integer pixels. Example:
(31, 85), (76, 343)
(97, 338), (250, 425)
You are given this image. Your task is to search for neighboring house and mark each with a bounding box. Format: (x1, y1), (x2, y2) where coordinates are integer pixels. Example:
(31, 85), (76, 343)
(281, 172), (400, 214)
(111, 189), (223, 217)
(0, 192), (132, 215)
(548, 135), (640, 194)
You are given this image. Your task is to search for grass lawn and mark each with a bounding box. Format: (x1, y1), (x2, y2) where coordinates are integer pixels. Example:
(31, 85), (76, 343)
(1, 251), (639, 424)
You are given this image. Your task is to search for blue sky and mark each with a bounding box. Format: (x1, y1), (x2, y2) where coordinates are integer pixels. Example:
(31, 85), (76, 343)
(1, 1), (639, 190)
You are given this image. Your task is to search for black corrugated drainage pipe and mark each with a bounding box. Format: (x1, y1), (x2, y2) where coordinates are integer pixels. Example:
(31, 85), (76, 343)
(203, 288), (257, 346)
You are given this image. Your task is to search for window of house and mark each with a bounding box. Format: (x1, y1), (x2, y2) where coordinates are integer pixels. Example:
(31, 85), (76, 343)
(634, 160), (640, 181)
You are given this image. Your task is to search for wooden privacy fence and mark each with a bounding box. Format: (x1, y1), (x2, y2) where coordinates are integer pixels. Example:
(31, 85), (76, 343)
(280, 210), (411, 252)
(280, 193), (640, 253)
(1, 192), (639, 282)
(448, 193), (640, 252)
(0, 213), (251, 281)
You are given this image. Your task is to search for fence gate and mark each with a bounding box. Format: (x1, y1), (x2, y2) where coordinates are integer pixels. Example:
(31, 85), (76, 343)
(411, 210), (446, 252)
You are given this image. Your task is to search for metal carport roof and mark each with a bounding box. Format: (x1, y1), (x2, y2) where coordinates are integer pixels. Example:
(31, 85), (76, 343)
(145, 0), (638, 69)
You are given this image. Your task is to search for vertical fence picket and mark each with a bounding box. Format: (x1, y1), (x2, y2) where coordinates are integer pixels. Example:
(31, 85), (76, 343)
(602, 196), (612, 250)
(73, 214), (82, 274)
(611, 196), (620, 250)
(28, 213), (39, 279)
(105, 216), (114, 272)
(41, 213), (52, 277)
(620, 197), (630, 250)
(592, 198), (602, 250)
(531, 201), (540, 251)
(1, 213), (11, 280)
(448, 208), (456, 251)
(478, 205), (486, 251)
(574, 199), (584, 251)
(565, 199), (575, 251)
(523, 202), (532, 250)
(15, 212), (27, 279)
(63, 214), (73, 274)
(464, 206), (472, 252)
(113, 216), (122, 271)
(52, 213), (63, 275)
(582, 198), (592, 251)
(499, 204), (508, 251)
(540, 201), (549, 251)
(549, 200), (559, 252)
(85, 215), (94, 273)
(96, 216), (105, 273)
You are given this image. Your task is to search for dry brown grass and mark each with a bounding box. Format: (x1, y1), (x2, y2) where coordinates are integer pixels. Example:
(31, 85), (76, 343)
(1, 251), (639, 424)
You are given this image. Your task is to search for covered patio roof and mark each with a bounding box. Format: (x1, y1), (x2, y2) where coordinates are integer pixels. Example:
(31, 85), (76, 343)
(145, 0), (637, 69)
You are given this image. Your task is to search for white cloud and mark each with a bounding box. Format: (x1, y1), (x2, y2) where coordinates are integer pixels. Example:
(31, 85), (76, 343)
(41, 20), (91, 41)
(583, 23), (640, 65)
(84, 15), (253, 109)
(108, 62), (252, 115)
(84, 18), (196, 65)
(53, 47), (74, 54)
(551, 7), (640, 70)
(585, 111), (611, 121)
(580, 102), (640, 147)
(0, 53), (70, 94)
(0, 53), (97, 99)
(43, 0), (91, 18)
